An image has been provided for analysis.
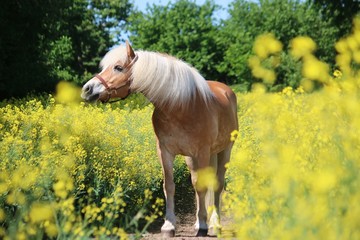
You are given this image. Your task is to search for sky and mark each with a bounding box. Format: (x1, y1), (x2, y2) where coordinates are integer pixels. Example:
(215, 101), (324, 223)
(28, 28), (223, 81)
(132, 0), (234, 20)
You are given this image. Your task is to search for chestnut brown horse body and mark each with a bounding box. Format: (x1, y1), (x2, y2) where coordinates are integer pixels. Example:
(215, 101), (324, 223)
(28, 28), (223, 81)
(81, 41), (238, 237)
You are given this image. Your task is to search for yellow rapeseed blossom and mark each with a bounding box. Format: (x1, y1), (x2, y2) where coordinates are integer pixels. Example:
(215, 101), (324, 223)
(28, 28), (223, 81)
(53, 180), (70, 199)
(0, 183), (8, 195)
(302, 55), (330, 83)
(29, 203), (54, 223)
(45, 223), (58, 238)
(253, 33), (283, 59)
(0, 209), (5, 222)
(335, 38), (349, 54)
(249, 34), (282, 85)
(333, 69), (343, 79)
(354, 16), (360, 31)
(55, 81), (82, 104)
(196, 167), (218, 191)
(290, 36), (317, 59)
(224, 20), (360, 239)
(230, 130), (239, 142)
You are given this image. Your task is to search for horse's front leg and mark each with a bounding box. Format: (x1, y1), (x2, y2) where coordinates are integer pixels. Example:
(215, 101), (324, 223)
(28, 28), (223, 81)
(157, 141), (176, 237)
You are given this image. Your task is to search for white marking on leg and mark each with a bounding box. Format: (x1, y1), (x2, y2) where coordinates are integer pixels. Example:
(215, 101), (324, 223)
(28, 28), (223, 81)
(157, 142), (176, 234)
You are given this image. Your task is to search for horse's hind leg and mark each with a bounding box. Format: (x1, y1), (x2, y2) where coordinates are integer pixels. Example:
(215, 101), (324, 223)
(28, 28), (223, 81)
(157, 141), (176, 237)
(185, 155), (211, 237)
(205, 154), (217, 209)
(209, 145), (232, 235)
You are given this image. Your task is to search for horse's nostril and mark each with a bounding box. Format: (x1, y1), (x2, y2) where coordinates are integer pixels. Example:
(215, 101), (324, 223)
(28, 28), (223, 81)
(85, 85), (92, 94)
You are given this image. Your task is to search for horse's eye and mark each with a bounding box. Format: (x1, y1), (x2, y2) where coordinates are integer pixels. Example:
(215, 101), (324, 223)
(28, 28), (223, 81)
(114, 65), (123, 72)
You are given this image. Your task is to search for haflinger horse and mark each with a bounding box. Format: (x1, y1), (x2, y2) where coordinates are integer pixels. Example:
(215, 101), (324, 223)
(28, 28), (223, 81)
(81, 41), (238, 237)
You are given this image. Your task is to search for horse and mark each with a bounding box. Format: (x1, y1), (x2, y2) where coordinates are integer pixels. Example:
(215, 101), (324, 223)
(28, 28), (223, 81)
(81, 41), (238, 237)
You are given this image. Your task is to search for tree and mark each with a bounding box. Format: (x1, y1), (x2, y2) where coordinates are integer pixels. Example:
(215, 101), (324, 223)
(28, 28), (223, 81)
(310, 0), (360, 38)
(0, 0), (132, 99)
(127, 0), (224, 81)
(52, 0), (132, 83)
(0, 0), (65, 98)
(218, 0), (339, 88)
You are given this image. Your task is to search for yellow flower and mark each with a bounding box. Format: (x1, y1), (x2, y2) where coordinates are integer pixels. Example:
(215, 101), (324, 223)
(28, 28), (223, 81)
(346, 36), (358, 51)
(0, 209), (5, 222)
(55, 81), (82, 104)
(196, 167), (218, 191)
(6, 191), (26, 205)
(231, 130), (239, 142)
(45, 223), (58, 237)
(290, 36), (317, 59)
(29, 203), (54, 223)
(300, 78), (314, 92)
(248, 56), (261, 68)
(0, 227), (5, 237)
(0, 183), (8, 195)
(353, 50), (360, 63)
(333, 70), (342, 79)
(53, 180), (73, 199)
(253, 33), (283, 59)
(335, 39), (349, 54)
(354, 16), (360, 31)
(302, 56), (329, 82)
(311, 170), (337, 193)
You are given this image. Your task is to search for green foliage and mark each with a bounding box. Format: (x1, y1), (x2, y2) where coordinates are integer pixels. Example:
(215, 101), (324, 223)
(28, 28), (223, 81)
(218, 0), (339, 88)
(310, 0), (360, 38)
(128, 0), (224, 81)
(0, 0), (62, 99)
(0, 0), (132, 99)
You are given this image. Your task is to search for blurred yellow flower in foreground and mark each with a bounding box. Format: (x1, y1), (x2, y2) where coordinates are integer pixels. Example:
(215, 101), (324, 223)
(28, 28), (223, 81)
(253, 33), (283, 59)
(290, 36), (317, 59)
(249, 34), (282, 85)
(29, 203), (54, 223)
(196, 167), (218, 191)
(55, 81), (82, 104)
(302, 56), (330, 83)
(0, 209), (4, 222)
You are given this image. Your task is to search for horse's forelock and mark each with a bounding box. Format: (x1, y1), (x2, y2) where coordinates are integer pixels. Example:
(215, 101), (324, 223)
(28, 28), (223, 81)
(100, 46), (127, 70)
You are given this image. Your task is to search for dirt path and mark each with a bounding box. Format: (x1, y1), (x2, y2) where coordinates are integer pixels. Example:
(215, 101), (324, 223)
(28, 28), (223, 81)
(141, 213), (235, 239)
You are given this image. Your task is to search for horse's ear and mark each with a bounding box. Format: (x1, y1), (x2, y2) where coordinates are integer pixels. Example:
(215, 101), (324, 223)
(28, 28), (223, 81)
(126, 40), (136, 60)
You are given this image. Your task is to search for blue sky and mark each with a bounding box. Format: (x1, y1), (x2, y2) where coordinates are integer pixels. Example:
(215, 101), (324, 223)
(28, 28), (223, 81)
(132, 0), (234, 20)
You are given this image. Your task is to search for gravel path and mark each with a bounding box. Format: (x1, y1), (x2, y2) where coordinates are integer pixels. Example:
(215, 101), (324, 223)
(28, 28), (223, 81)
(141, 213), (235, 239)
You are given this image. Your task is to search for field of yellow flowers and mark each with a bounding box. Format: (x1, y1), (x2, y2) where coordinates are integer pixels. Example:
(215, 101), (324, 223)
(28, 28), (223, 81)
(1, 18), (360, 240)
(225, 18), (360, 239)
(0, 91), (170, 239)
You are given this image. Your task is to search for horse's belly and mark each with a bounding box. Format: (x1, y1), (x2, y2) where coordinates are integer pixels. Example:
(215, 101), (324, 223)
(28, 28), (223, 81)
(158, 132), (206, 156)
(156, 125), (233, 157)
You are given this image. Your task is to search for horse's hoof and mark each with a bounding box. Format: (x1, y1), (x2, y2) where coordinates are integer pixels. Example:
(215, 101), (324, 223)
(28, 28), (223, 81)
(162, 229), (175, 238)
(196, 228), (208, 237)
(208, 227), (221, 237)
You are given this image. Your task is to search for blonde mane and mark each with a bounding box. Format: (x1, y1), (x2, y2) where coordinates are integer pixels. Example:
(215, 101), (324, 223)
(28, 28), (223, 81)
(100, 46), (214, 109)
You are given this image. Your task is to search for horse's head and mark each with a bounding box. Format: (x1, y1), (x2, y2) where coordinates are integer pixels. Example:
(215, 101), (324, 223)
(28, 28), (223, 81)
(81, 41), (138, 103)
